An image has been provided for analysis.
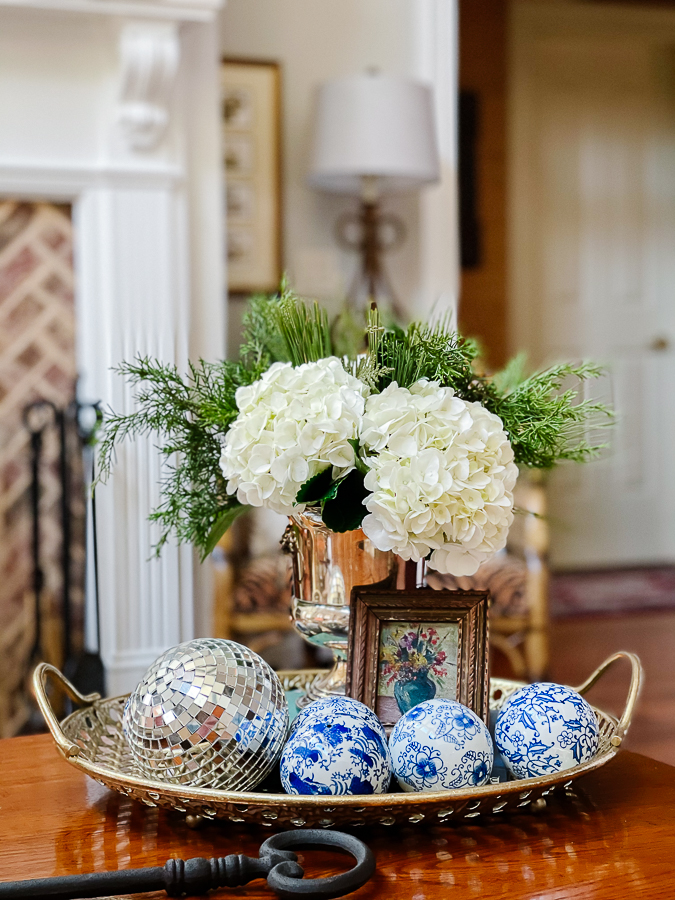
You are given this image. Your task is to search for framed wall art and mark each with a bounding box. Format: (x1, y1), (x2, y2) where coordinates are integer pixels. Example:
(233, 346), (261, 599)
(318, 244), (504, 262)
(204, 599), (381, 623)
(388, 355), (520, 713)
(347, 588), (489, 729)
(221, 59), (282, 293)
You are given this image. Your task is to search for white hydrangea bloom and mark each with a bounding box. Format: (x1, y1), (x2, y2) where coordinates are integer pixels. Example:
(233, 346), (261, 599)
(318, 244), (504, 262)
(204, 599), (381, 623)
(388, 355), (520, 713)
(220, 358), (368, 514)
(360, 380), (518, 576)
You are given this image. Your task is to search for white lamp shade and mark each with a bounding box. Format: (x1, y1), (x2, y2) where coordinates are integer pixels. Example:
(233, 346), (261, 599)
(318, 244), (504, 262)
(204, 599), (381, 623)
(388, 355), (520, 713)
(308, 72), (441, 195)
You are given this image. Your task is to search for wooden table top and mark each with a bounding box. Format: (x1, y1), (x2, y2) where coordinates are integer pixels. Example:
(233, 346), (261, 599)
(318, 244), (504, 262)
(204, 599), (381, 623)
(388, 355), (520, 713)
(0, 734), (673, 899)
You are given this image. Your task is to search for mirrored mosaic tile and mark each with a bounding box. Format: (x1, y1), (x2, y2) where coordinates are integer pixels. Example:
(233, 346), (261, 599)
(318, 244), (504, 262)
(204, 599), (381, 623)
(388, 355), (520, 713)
(123, 639), (288, 791)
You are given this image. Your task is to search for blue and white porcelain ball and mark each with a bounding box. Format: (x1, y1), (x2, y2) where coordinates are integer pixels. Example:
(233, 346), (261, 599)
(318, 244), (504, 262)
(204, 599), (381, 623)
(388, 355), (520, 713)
(389, 699), (493, 792)
(290, 696), (387, 743)
(495, 682), (599, 779)
(281, 709), (391, 796)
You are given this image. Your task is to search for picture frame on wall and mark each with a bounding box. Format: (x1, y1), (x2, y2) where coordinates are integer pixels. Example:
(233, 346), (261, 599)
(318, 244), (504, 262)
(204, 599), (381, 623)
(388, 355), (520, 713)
(221, 59), (282, 294)
(347, 588), (489, 729)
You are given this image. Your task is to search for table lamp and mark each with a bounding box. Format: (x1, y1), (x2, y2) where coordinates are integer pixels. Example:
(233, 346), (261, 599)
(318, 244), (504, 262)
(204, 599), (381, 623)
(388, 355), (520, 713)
(308, 70), (440, 313)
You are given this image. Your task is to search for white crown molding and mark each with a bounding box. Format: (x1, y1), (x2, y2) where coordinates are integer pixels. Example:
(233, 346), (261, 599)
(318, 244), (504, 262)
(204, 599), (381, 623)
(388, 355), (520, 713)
(118, 21), (180, 151)
(0, 160), (184, 198)
(0, 0), (223, 23)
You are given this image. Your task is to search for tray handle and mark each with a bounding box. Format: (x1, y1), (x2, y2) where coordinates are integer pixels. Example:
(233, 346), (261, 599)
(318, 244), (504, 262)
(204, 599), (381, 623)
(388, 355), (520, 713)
(574, 651), (643, 746)
(32, 662), (101, 759)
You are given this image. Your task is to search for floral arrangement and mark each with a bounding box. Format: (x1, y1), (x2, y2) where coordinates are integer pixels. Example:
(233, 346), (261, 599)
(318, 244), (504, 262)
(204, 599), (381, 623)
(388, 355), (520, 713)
(99, 284), (611, 576)
(380, 626), (448, 687)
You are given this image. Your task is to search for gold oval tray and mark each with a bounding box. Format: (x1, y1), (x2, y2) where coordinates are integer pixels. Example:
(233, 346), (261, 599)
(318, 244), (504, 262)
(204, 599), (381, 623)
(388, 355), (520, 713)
(33, 652), (641, 829)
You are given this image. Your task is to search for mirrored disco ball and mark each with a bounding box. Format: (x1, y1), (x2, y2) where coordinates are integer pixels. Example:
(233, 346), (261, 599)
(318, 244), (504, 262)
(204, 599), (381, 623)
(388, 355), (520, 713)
(123, 639), (289, 791)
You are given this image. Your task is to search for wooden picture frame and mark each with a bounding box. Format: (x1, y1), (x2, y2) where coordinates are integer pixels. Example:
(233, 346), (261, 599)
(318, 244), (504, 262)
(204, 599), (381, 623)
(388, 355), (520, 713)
(347, 588), (489, 729)
(221, 59), (282, 293)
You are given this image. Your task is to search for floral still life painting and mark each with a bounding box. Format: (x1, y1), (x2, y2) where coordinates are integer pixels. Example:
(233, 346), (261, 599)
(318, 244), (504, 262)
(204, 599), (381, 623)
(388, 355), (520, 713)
(376, 623), (458, 721)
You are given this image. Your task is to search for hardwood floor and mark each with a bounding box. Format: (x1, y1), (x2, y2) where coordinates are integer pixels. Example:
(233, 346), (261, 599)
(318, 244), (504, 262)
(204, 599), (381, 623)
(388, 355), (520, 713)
(547, 611), (675, 766)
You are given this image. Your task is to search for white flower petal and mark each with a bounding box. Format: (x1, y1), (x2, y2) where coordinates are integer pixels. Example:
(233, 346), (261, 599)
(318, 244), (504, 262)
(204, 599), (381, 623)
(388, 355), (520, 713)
(360, 380), (516, 576)
(220, 357), (368, 516)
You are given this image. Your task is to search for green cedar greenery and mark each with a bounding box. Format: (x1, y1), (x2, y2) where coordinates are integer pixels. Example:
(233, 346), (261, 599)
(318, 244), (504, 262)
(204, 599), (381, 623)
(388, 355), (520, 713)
(241, 279), (331, 368)
(376, 318), (478, 393)
(371, 317), (612, 469)
(98, 285), (612, 554)
(272, 292), (331, 365)
(96, 357), (254, 559)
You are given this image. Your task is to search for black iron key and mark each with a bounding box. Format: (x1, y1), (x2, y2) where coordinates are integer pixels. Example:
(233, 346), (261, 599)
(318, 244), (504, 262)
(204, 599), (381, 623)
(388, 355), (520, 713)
(0, 829), (375, 900)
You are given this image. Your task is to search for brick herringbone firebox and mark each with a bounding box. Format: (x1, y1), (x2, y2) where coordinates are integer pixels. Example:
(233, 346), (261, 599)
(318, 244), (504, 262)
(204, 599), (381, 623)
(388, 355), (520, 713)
(0, 200), (83, 736)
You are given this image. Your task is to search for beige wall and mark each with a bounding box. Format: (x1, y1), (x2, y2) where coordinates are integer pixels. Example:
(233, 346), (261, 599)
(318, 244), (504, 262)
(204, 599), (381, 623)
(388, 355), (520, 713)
(220, 0), (458, 323)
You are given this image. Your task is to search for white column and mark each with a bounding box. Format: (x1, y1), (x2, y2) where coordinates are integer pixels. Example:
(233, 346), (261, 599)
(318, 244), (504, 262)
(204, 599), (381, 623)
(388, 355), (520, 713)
(76, 186), (190, 693)
(413, 0), (459, 321)
(179, 20), (226, 639)
(73, 18), (224, 693)
(180, 21), (226, 366)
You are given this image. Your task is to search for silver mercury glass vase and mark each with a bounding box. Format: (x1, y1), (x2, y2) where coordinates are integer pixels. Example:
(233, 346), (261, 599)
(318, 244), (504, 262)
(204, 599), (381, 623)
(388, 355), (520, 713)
(281, 507), (397, 704)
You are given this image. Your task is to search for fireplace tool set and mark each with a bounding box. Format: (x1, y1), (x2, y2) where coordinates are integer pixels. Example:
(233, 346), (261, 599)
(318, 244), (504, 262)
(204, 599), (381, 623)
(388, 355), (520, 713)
(23, 398), (104, 703)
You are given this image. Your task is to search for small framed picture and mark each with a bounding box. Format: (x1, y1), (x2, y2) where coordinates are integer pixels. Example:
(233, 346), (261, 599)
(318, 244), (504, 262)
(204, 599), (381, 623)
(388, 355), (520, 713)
(347, 588), (489, 729)
(221, 59), (282, 293)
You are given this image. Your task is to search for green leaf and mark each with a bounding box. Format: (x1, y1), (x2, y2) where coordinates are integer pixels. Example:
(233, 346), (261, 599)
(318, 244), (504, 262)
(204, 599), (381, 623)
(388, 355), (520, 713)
(202, 504), (247, 559)
(321, 469), (370, 533)
(296, 467), (337, 504)
(348, 439), (369, 476)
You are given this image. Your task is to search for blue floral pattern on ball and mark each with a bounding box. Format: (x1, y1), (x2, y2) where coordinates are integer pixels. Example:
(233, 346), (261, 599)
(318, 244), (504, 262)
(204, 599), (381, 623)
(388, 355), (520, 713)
(289, 696), (387, 742)
(389, 698), (493, 792)
(281, 711), (391, 796)
(494, 682), (599, 779)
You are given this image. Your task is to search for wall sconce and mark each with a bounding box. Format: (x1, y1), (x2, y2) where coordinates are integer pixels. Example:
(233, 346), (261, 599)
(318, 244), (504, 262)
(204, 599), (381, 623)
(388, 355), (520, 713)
(308, 70), (440, 314)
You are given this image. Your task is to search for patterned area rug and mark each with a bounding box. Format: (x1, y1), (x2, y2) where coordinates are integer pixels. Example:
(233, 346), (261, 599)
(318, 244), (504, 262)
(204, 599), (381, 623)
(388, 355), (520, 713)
(550, 566), (675, 617)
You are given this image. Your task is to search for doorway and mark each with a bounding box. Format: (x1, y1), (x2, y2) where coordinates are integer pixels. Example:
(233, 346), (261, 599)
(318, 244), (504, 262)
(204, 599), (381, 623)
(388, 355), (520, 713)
(510, 2), (675, 569)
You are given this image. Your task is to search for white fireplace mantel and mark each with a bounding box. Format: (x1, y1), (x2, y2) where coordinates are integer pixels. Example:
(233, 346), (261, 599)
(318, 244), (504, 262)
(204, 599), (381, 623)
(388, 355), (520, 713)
(0, 0), (225, 692)
(0, 0), (221, 19)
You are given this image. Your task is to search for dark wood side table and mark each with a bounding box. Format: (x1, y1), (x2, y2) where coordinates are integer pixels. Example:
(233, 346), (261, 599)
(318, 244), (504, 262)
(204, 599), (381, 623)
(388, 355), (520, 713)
(0, 734), (673, 899)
